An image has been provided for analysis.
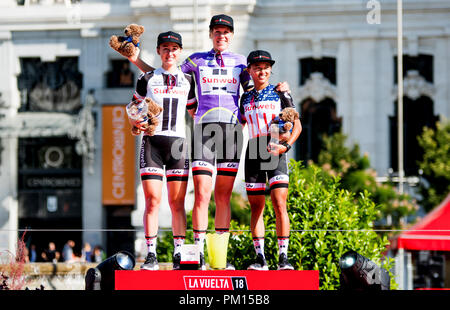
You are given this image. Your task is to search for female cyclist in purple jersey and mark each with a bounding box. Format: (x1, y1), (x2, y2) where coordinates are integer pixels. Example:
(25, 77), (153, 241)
(124, 14), (290, 270)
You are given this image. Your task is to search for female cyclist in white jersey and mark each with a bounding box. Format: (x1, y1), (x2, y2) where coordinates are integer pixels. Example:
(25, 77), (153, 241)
(130, 31), (197, 271)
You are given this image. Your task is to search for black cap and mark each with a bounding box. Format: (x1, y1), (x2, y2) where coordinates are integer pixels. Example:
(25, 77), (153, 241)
(209, 14), (234, 32)
(247, 50), (275, 67)
(157, 31), (182, 48)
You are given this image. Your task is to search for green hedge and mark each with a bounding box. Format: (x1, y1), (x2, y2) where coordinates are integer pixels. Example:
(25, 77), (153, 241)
(157, 160), (395, 290)
(228, 160), (395, 290)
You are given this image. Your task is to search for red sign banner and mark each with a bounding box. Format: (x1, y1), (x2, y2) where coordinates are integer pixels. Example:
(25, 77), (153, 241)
(115, 270), (319, 290)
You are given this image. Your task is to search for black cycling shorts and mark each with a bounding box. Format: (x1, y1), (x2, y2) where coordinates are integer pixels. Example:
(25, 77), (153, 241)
(139, 135), (189, 182)
(191, 123), (243, 177)
(244, 136), (289, 196)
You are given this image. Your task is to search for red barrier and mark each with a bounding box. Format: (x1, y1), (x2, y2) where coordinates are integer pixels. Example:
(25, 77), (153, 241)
(115, 270), (319, 290)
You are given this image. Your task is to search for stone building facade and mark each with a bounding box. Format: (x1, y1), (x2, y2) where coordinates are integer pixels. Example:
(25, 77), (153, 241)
(0, 0), (449, 261)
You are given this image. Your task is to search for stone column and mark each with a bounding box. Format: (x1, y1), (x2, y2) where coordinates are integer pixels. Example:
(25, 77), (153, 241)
(434, 35), (449, 117)
(0, 31), (20, 254)
(0, 138), (18, 254)
(347, 35), (378, 168)
(337, 39), (352, 136)
(79, 29), (104, 248)
(375, 39), (394, 175)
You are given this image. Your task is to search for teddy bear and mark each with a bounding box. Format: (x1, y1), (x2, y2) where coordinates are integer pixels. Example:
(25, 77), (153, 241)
(128, 97), (163, 136)
(268, 107), (299, 149)
(109, 24), (145, 58)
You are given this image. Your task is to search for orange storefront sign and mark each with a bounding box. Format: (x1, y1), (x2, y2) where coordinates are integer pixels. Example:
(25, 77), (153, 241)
(102, 105), (135, 205)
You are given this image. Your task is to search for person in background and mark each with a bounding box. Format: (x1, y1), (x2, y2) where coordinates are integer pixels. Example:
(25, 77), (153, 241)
(29, 244), (37, 263)
(21, 246), (30, 263)
(81, 242), (92, 263)
(62, 240), (76, 262)
(91, 245), (106, 263)
(41, 242), (60, 263)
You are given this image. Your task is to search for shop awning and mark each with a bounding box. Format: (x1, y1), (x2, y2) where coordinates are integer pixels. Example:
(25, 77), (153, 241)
(396, 194), (450, 251)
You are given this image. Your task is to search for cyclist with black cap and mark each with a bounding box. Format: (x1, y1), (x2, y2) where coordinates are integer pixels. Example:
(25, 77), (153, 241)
(130, 31), (197, 271)
(240, 50), (302, 270)
(124, 14), (290, 270)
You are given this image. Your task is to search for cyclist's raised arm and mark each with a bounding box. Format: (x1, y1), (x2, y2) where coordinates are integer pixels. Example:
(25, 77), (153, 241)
(275, 81), (291, 93)
(128, 47), (155, 72)
(240, 65), (253, 92)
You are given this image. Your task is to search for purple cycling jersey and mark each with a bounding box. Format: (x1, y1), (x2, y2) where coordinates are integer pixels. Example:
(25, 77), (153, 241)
(180, 48), (252, 124)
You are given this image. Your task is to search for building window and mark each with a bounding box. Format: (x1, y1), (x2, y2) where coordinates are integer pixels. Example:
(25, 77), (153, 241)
(17, 137), (83, 260)
(390, 54), (437, 176)
(106, 59), (134, 88)
(299, 57), (336, 86)
(297, 98), (341, 163)
(394, 54), (433, 84)
(297, 57), (340, 163)
(389, 96), (438, 176)
(17, 57), (83, 114)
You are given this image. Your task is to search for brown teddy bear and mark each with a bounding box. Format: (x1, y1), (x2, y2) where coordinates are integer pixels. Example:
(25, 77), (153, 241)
(128, 97), (163, 136)
(109, 24), (145, 58)
(268, 107), (299, 146)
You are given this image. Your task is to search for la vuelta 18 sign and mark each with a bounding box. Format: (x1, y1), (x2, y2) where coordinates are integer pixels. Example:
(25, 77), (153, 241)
(183, 275), (248, 290)
(115, 270), (319, 290)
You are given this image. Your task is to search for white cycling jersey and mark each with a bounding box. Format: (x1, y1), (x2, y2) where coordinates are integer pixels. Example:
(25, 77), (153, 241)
(132, 67), (197, 138)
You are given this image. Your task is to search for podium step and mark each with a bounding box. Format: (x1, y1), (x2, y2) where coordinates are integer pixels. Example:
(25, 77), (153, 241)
(115, 270), (319, 290)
